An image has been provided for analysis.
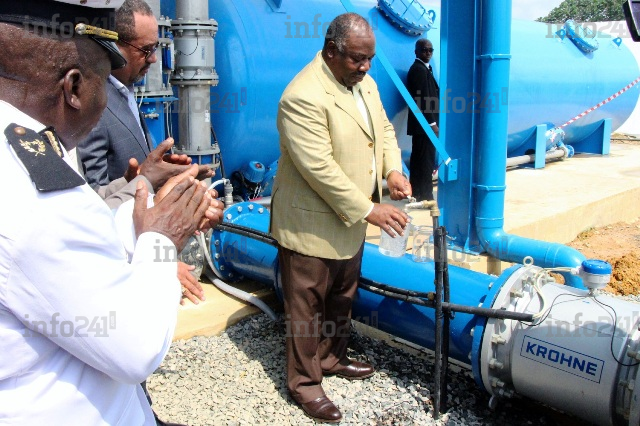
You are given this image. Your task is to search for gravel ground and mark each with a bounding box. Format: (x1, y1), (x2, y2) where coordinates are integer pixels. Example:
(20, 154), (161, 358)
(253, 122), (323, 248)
(148, 313), (575, 426)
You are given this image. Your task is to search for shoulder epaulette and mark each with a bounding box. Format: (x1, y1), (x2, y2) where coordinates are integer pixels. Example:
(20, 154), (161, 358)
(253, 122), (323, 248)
(4, 123), (85, 192)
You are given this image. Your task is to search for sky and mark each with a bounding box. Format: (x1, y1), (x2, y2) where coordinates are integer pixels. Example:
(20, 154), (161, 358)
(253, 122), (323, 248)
(511, 0), (565, 20)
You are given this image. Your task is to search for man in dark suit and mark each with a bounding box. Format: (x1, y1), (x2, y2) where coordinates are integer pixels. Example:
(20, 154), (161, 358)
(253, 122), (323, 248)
(77, 0), (213, 309)
(406, 38), (439, 201)
(78, 0), (158, 187)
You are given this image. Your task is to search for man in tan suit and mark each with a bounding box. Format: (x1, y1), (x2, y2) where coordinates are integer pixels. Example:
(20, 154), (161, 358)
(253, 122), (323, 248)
(270, 13), (412, 423)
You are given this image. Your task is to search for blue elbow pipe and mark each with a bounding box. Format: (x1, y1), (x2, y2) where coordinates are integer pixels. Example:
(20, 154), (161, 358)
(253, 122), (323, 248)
(475, 223), (586, 288)
(472, 0), (586, 288)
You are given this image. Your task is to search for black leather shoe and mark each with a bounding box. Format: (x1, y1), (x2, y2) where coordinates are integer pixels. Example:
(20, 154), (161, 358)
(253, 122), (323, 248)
(323, 360), (375, 380)
(299, 396), (342, 423)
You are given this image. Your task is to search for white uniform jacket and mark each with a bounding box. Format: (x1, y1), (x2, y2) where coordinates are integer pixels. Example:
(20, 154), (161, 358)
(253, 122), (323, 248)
(0, 100), (180, 425)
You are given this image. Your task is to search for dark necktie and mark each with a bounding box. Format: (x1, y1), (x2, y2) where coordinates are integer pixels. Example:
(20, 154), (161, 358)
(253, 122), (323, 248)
(426, 65), (439, 90)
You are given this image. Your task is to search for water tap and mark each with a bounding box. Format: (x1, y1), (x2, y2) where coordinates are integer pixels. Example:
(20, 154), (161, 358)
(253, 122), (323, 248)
(403, 198), (441, 217)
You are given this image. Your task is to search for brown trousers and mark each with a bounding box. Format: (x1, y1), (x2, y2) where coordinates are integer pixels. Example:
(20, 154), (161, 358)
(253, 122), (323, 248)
(278, 244), (364, 403)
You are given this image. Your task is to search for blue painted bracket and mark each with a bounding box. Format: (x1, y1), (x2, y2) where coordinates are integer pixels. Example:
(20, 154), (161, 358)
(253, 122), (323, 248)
(534, 124), (547, 169)
(446, 159), (458, 181)
(574, 118), (612, 155)
(514, 124), (554, 169)
(265, 0), (286, 12)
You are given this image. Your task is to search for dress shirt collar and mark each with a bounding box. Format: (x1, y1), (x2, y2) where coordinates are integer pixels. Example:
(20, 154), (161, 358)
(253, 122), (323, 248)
(320, 51), (363, 94)
(416, 57), (431, 70)
(108, 74), (145, 137)
(0, 100), (77, 172)
(0, 99), (45, 133)
(109, 74), (133, 98)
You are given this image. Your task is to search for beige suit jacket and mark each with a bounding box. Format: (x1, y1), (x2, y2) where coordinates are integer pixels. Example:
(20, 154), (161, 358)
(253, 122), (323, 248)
(270, 52), (402, 259)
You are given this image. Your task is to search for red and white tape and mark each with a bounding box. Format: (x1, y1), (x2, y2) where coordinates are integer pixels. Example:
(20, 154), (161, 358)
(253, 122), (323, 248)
(559, 76), (640, 129)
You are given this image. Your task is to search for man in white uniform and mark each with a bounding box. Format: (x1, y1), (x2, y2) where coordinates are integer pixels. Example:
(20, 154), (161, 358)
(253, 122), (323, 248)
(0, 1), (223, 424)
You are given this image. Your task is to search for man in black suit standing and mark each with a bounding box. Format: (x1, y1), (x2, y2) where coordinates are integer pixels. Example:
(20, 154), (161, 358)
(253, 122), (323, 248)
(406, 38), (439, 201)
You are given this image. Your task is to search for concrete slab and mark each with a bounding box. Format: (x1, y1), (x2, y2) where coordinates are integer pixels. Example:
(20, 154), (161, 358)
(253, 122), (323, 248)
(504, 142), (640, 243)
(173, 141), (640, 341)
(173, 278), (280, 341)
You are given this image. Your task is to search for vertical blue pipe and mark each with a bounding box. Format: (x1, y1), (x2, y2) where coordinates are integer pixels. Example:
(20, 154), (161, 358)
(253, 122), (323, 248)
(473, 0), (585, 288)
(439, 0), (478, 252)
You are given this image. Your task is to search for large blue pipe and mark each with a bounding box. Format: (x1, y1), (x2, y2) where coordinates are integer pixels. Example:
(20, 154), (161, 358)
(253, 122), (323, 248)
(472, 0), (586, 287)
(213, 202), (505, 366)
(211, 204), (279, 288)
(213, 203), (608, 395)
(212, 204), (638, 426)
(355, 244), (503, 363)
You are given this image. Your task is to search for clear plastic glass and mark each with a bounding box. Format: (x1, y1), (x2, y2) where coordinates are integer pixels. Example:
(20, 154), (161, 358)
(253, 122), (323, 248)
(378, 225), (411, 257)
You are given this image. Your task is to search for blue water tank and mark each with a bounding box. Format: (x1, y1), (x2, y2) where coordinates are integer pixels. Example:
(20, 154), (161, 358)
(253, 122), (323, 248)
(160, 0), (439, 172)
(507, 20), (639, 154)
(161, 0), (639, 173)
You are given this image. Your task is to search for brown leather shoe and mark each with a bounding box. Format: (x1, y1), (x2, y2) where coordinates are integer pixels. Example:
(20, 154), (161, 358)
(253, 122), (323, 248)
(323, 360), (375, 380)
(299, 396), (342, 423)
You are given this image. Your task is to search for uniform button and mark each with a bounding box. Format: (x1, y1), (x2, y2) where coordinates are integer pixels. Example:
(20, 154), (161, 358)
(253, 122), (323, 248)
(14, 127), (26, 136)
(368, 143), (373, 148)
(369, 169), (373, 175)
(368, 196), (373, 201)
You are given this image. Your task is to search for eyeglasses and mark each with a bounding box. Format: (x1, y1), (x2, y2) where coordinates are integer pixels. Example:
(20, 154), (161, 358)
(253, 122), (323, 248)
(119, 39), (159, 60)
(421, 48), (435, 53)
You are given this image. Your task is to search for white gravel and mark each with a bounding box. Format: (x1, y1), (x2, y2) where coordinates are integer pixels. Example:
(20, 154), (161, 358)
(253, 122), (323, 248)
(147, 313), (571, 426)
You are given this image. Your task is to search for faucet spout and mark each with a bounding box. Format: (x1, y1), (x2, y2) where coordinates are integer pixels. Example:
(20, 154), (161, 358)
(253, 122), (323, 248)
(404, 200), (441, 218)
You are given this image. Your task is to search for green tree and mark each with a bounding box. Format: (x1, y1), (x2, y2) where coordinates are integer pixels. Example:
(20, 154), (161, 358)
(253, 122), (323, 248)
(536, 0), (625, 22)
